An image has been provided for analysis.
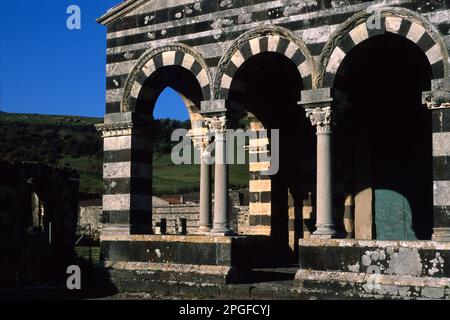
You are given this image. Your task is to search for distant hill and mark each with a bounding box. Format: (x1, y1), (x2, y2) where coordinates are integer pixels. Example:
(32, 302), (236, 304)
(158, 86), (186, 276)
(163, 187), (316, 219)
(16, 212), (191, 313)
(0, 113), (249, 199)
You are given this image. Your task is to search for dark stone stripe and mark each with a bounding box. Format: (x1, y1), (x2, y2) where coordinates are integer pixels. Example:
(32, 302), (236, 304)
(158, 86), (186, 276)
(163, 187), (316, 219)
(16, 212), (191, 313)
(153, 54), (164, 69)
(323, 71), (335, 87)
(249, 192), (271, 203)
(224, 61), (238, 78)
(397, 19), (412, 38)
(239, 42), (253, 60)
(291, 49), (306, 67)
(366, 16), (386, 38)
(104, 177), (152, 195)
(276, 37), (290, 55)
(432, 108), (450, 133)
(175, 51), (185, 66)
(302, 75), (312, 90)
(202, 87), (212, 101)
(107, 75), (128, 90)
(250, 172), (271, 180)
(106, 0), (353, 34)
(433, 157), (450, 181)
(249, 215), (271, 227)
(431, 60), (445, 79)
(190, 61), (202, 76)
(259, 36), (268, 53)
(416, 32), (436, 53)
(104, 149), (153, 163)
(102, 210), (130, 224)
(135, 70), (147, 86)
(433, 205), (450, 228)
(106, 9), (357, 49)
(338, 33), (356, 55)
(106, 102), (121, 113)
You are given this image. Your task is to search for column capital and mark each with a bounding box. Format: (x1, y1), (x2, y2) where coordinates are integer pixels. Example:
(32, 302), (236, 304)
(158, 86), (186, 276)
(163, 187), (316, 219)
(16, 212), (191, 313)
(422, 90), (450, 110)
(305, 107), (341, 133)
(204, 116), (227, 135)
(96, 112), (153, 138)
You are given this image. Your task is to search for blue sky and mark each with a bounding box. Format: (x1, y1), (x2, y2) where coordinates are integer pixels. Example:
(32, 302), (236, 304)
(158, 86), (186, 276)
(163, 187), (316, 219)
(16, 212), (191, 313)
(0, 0), (188, 120)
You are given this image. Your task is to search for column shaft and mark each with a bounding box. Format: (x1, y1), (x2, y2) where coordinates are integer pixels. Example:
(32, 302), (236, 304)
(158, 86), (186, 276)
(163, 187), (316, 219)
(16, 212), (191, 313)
(199, 151), (212, 233)
(211, 132), (231, 234)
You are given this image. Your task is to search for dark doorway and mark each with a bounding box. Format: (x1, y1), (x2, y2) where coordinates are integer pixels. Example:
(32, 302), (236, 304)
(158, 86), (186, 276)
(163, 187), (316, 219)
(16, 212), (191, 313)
(335, 33), (433, 240)
(228, 52), (315, 263)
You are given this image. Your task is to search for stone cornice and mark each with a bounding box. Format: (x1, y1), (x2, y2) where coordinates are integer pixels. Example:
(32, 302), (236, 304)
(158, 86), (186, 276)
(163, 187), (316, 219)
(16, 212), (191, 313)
(97, 0), (151, 26)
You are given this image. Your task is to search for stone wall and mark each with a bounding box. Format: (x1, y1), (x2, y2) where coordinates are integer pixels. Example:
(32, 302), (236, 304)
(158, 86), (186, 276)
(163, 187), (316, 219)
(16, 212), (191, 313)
(0, 161), (80, 286)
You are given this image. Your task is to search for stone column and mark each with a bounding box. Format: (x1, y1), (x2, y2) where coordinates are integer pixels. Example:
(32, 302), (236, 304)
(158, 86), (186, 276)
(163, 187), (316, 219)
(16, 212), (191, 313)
(97, 112), (153, 236)
(423, 82), (450, 241)
(191, 132), (212, 233)
(205, 115), (232, 235)
(306, 107), (340, 238)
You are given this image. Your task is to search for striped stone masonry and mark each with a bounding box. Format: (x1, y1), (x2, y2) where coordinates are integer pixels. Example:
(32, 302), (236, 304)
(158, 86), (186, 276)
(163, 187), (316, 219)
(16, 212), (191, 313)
(97, 112), (154, 235)
(247, 120), (272, 235)
(423, 80), (450, 241)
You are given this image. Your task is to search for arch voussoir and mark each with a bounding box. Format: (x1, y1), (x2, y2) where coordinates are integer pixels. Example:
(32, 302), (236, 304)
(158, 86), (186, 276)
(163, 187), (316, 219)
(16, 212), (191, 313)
(121, 43), (212, 113)
(318, 7), (450, 88)
(214, 26), (316, 102)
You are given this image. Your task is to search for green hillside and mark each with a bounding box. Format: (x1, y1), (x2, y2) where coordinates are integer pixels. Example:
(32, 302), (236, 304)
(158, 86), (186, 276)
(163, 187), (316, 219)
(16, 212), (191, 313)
(0, 112), (249, 198)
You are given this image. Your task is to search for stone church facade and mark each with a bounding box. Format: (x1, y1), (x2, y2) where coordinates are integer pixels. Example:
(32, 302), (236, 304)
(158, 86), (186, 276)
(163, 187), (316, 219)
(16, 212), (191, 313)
(97, 0), (450, 298)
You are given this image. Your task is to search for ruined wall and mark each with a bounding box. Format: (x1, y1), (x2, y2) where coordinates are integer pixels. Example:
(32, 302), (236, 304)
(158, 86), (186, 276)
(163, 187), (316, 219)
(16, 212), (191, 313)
(0, 161), (79, 285)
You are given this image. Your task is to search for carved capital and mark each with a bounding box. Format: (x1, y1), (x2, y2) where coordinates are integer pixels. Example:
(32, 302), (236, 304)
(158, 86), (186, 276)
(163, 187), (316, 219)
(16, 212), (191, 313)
(423, 91), (450, 110)
(204, 116), (227, 135)
(95, 122), (152, 138)
(305, 107), (340, 132)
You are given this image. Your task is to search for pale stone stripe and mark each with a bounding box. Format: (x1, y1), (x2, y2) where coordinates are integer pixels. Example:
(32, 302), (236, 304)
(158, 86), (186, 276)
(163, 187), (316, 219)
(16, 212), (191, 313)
(326, 46), (346, 74)
(107, 60), (137, 77)
(231, 50), (246, 69)
(249, 138), (269, 148)
(249, 162), (271, 172)
(249, 202), (271, 215)
(106, 88), (124, 103)
(249, 38), (260, 55)
(284, 42), (298, 59)
(426, 44), (443, 65)
(107, 0), (415, 40)
(104, 136), (133, 151)
(406, 22), (426, 43)
(181, 54), (195, 71)
(349, 23), (369, 45)
(104, 136), (153, 152)
(385, 16), (403, 34)
(433, 132), (450, 156)
(249, 180), (271, 192)
(162, 51), (176, 66)
(103, 194), (130, 211)
(267, 35), (280, 52)
(142, 59), (156, 77)
(298, 59), (311, 77)
(104, 162), (131, 179)
(434, 181), (450, 206)
(196, 69), (210, 88)
(221, 74), (233, 89)
(130, 81), (142, 99)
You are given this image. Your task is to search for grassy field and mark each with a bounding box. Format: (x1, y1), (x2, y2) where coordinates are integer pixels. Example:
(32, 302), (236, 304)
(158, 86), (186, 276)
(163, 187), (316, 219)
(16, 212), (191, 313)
(0, 112), (250, 197)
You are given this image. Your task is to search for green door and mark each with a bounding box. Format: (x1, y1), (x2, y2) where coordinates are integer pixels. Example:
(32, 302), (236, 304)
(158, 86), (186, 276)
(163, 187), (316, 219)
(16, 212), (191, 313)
(374, 189), (416, 240)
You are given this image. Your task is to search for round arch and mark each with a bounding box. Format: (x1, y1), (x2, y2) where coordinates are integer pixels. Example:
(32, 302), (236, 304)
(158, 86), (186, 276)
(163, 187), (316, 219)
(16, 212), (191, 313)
(121, 43), (213, 115)
(317, 6), (449, 88)
(214, 25), (316, 100)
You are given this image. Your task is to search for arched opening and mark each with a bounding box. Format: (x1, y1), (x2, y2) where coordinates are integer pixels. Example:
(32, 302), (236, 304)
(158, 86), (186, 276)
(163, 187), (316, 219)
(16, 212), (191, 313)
(334, 33), (433, 240)
(228, 51), (315, 264)
(135, 65), (203, 228)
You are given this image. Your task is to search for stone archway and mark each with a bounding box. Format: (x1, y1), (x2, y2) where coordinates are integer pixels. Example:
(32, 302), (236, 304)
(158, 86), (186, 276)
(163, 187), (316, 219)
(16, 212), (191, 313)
(101, 44), (212, 235)
(317, 7), (449, 89)
(214, 25), (316, 101)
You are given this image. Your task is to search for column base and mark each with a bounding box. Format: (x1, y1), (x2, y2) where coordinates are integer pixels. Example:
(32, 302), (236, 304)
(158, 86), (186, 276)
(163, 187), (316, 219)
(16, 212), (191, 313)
(210, 229), (234, 236)
(432, 228), (450, 242)
(311, 226), (338, 239)
(198, 226), (211, 233)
